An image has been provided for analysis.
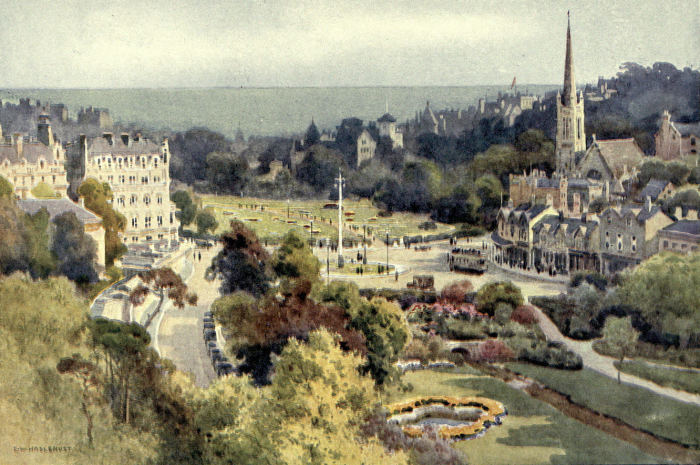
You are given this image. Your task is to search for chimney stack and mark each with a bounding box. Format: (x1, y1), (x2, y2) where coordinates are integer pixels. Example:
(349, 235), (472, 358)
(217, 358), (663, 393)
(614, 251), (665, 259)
(12, 133), (23, 158)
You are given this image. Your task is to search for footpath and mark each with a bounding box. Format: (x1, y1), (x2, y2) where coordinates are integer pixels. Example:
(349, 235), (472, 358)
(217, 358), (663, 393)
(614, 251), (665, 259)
(531, 304), (700, 406)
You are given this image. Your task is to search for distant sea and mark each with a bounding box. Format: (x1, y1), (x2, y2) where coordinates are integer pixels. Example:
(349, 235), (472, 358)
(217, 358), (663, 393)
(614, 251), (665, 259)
(0, 86), (559, 139)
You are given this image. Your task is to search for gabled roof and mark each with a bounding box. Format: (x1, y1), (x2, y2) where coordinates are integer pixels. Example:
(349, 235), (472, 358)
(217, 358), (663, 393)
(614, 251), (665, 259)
(584, 138), (645, 179)
(87, 135), (160, 157)
(662, 220), (700, 236)
(377, 113), (396, 123)
(639, 179), (671, 202)
(0, 140), (58, 164)
(674, 122), (700, 137)
(18, 199), (101, 225)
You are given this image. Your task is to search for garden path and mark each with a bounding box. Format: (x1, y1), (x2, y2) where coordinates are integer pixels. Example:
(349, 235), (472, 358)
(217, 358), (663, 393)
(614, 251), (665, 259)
(530, 304), (700, 406)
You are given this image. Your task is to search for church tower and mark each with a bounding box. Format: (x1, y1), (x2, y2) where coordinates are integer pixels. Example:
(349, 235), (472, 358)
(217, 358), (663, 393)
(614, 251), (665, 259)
(555, 13), (585, 175)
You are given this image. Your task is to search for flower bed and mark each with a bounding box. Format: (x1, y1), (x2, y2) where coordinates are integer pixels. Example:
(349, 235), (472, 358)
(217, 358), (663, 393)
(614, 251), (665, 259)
(386, 396), (506, 440)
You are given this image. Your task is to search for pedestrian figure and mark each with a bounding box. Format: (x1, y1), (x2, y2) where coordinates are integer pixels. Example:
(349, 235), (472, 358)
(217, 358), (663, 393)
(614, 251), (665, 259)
(198, 251), (201, 262)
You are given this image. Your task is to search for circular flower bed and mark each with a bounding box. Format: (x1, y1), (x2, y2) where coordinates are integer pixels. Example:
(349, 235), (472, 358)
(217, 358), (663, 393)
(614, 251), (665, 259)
(386, 396), (506, 440)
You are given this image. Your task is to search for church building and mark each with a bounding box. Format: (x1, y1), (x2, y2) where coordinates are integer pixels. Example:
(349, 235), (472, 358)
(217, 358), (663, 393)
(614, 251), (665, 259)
(555, 14), (586, 175)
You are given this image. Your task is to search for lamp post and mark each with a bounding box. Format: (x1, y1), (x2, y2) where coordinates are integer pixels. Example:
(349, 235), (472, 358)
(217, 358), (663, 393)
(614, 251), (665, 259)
(362, 224), (367, 265)
(326, 238), (330, 286)
(310, 220), (314, 246)
(386, 230), (390, 275)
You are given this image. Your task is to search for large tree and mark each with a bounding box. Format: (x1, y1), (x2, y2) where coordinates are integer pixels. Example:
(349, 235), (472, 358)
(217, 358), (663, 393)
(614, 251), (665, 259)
(52, 211), (98, 283)
(130, 267), (198, 328)
(78, 178), (127, 265)
(171, 190), (197, 226)
(210, 220), (272, 296)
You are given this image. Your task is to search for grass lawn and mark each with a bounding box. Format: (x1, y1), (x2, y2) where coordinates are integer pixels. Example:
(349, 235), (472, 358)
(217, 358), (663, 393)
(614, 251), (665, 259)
(197, 195), (455, 240)
(507, 363), (700, 448)
(614, 360), (700, 395)
(385, 369), (663, 465)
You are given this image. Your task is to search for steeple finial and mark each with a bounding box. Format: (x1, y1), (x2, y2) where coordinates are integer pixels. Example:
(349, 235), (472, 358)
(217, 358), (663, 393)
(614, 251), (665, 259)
(562, 12), (576, 107)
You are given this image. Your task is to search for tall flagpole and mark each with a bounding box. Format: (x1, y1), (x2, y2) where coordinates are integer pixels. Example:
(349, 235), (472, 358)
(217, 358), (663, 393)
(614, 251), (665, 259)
(335, 170), (345, 268)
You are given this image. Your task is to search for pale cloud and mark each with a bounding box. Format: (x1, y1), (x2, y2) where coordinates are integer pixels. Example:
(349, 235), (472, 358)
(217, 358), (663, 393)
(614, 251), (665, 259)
(0, 0), (697, 88)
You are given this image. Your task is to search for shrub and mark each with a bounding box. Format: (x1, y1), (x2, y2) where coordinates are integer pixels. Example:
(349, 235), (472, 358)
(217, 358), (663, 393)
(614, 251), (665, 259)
(475, 339), (514, 363)
(476, 281), (524, 316)
(494, 303), (513, 325)
(514, 340), (583, 370)
(418, 221), (438, 230)
(510, 305), (538, 325)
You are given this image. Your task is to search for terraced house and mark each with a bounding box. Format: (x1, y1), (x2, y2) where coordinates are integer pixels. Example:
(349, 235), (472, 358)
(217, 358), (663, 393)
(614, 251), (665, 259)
(72, 132), (179, 247)
(598, 198), (673, 274)
(492, 203), (558, 269)
(532, 213), (600, 275)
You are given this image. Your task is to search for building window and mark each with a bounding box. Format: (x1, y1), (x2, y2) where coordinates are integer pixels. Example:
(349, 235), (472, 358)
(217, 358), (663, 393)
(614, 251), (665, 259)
(157, 195), (162, 204)
(144, 195), (150, 205)
(145, 217), (151, 228)
(141, 157), (146, 169)
(617, 233), (623, 251)
(631, 236), (637, 252)
(692, 138), (696, 146)
(52, 175), (56, 183)
(130, 195), (137, 205)
(141, 176), (148, 184)
(157, 215), (163, 226)
(170, 212), (173, 224)
(158, 234), (164, 239)
(132, 236), (138, 242)
(131, 217), (138, 228)
(118, 196), (125, 206)
(672, 242), (677, 249)
(154, 157), (158, 167)
(663, 240), (669, 248)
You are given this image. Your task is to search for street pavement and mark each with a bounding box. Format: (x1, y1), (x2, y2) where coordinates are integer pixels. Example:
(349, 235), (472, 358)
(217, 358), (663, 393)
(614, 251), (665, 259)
(156, 245), (221, 388)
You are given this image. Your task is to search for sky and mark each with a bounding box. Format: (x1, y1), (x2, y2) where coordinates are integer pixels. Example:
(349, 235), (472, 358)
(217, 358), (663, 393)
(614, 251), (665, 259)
(0, 0), (698, 88)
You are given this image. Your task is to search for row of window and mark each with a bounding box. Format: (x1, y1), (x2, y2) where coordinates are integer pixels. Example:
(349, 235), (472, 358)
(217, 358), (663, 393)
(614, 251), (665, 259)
(605, 231), (637, 253)
(662, 240), (698, 252)
(129, 233), (168, 243)
(95, 154), (167, 169)
(102, 175), (162, 184)
(116, 194), (164, 207)
(11, 175), (61, 185)
(130, 213), (174, 228)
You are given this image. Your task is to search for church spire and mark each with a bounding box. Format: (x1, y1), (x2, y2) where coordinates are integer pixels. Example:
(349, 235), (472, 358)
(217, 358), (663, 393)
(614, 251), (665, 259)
(562, 11), (576, 107)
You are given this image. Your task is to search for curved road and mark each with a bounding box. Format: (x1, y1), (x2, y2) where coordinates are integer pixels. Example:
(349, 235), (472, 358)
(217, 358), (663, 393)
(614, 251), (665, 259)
(156, 245), (222, 388)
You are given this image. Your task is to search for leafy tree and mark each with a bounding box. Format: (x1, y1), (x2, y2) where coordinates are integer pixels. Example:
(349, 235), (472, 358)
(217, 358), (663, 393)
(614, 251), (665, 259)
(78, 178), (127, 265)
(350, 297), (410, 385)
(0, 199), (55, 279)
(602, 316), (639, 383)
(52, 211), (98, 283)
(304, 119), (320, 147)
(171, 190), (197, 226)
(476, 281), (524, 316)
(195, 209), (218, 235)
(296, 145), (347, 191)
(615, 252), (700, 347)
(30, 181), (59, 198)
(24, 206), (55, 278)
(57, 354), (101, 445)
(89, 319), (153, 424)
(589, 197), (610, 214)
(170, 128), (232, 184)
(268, 330), (409, 464)
(205, 152), (249, 194)
(210, 220), (272, 296)
(272, 230), (320, 293)
(0, 175), (14, 198)
(317, 282), (409, 386)
(130, 267), (198, 328)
